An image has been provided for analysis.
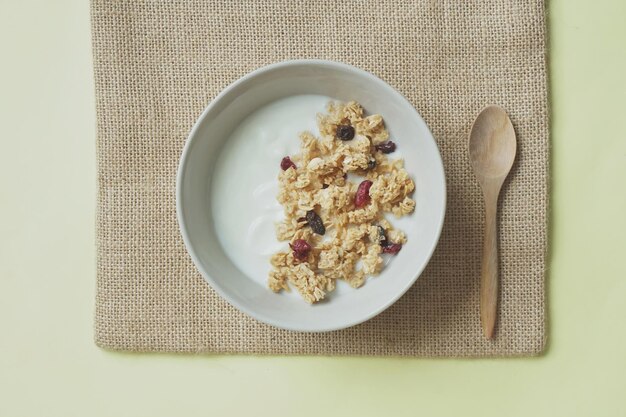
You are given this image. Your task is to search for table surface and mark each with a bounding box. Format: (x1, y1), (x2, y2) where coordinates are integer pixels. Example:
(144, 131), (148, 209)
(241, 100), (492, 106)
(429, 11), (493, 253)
(1, 1), (625, 416)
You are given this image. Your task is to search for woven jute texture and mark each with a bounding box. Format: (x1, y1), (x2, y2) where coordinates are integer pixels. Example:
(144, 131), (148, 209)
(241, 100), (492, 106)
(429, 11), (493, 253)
(92, 0), (548, 356)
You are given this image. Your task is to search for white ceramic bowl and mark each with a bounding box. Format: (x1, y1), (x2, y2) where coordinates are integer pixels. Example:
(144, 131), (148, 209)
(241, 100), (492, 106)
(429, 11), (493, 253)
(177, 60), (445, 331)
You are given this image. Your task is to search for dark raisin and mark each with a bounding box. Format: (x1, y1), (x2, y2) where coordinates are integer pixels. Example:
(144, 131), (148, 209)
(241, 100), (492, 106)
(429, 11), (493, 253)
(306, 210), (326, 235)
(377, 225), (388, 246)
(336, 124), (355, 141)
(375, 141), (397, 154)
(280, 156), (296, 171)
(290, 239), (312, 261)
(322, 183), (329, 189)
(355, 180), (373, 208)
(367, 159), (377, 170)
(382, 243), (402, 254)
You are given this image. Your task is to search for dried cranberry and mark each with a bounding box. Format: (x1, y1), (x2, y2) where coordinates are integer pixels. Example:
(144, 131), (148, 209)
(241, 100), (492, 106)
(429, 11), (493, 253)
(306, 210), (326, 235)
(382, 243), (402, 254)
(280, 156), (296, 171)
(355, 180), (373, 208)
(336, 124), (355, 141)
(290, 239), (312, 261)
(375, 141), (397, 154)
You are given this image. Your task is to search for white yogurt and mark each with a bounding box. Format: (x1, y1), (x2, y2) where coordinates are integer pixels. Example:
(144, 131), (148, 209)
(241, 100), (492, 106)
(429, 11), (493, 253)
(210, 95), (332, 287)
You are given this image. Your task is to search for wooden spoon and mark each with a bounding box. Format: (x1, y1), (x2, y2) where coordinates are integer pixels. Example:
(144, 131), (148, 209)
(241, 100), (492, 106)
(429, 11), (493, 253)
(468, 105), (517, 339)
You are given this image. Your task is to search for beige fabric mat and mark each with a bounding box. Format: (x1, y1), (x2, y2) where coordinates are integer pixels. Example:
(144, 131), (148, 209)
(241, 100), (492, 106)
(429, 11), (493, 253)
(92, 0), (548, 356)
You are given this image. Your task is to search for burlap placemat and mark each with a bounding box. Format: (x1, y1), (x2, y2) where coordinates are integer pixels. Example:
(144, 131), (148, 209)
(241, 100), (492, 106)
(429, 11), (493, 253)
(92, 0), (548, 356)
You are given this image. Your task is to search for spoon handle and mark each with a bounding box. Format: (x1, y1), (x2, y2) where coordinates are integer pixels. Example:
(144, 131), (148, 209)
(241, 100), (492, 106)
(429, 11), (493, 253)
(480, 190), (499, 339)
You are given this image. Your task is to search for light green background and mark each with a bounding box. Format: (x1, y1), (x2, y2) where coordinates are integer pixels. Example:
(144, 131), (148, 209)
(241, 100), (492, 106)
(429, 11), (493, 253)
(1, 0), (625, 416)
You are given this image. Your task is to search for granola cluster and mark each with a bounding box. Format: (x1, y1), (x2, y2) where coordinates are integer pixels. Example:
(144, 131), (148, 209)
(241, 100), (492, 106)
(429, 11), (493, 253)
(269, 101), (416, 303)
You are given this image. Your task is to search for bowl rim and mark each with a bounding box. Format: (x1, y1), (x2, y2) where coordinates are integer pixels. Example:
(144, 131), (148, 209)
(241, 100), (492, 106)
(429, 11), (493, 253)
(176, 59), (446, 332)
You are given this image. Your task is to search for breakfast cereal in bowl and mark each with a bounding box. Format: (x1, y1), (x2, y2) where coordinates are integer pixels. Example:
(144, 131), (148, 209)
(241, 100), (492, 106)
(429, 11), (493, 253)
(269, 101), (416, 303)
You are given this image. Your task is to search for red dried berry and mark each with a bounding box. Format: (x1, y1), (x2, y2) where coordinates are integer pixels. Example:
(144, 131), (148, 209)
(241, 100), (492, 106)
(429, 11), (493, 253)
(290, 239), (312, 261)
(382, 243), (402, 254)
(375, 141), (397, 154)
(280, 156), (296, 171)
(355, 180), (373, 208)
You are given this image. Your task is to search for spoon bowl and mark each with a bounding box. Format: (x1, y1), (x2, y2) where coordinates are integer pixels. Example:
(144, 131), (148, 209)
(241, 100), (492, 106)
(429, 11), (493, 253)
(469, 105), (517, 180)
